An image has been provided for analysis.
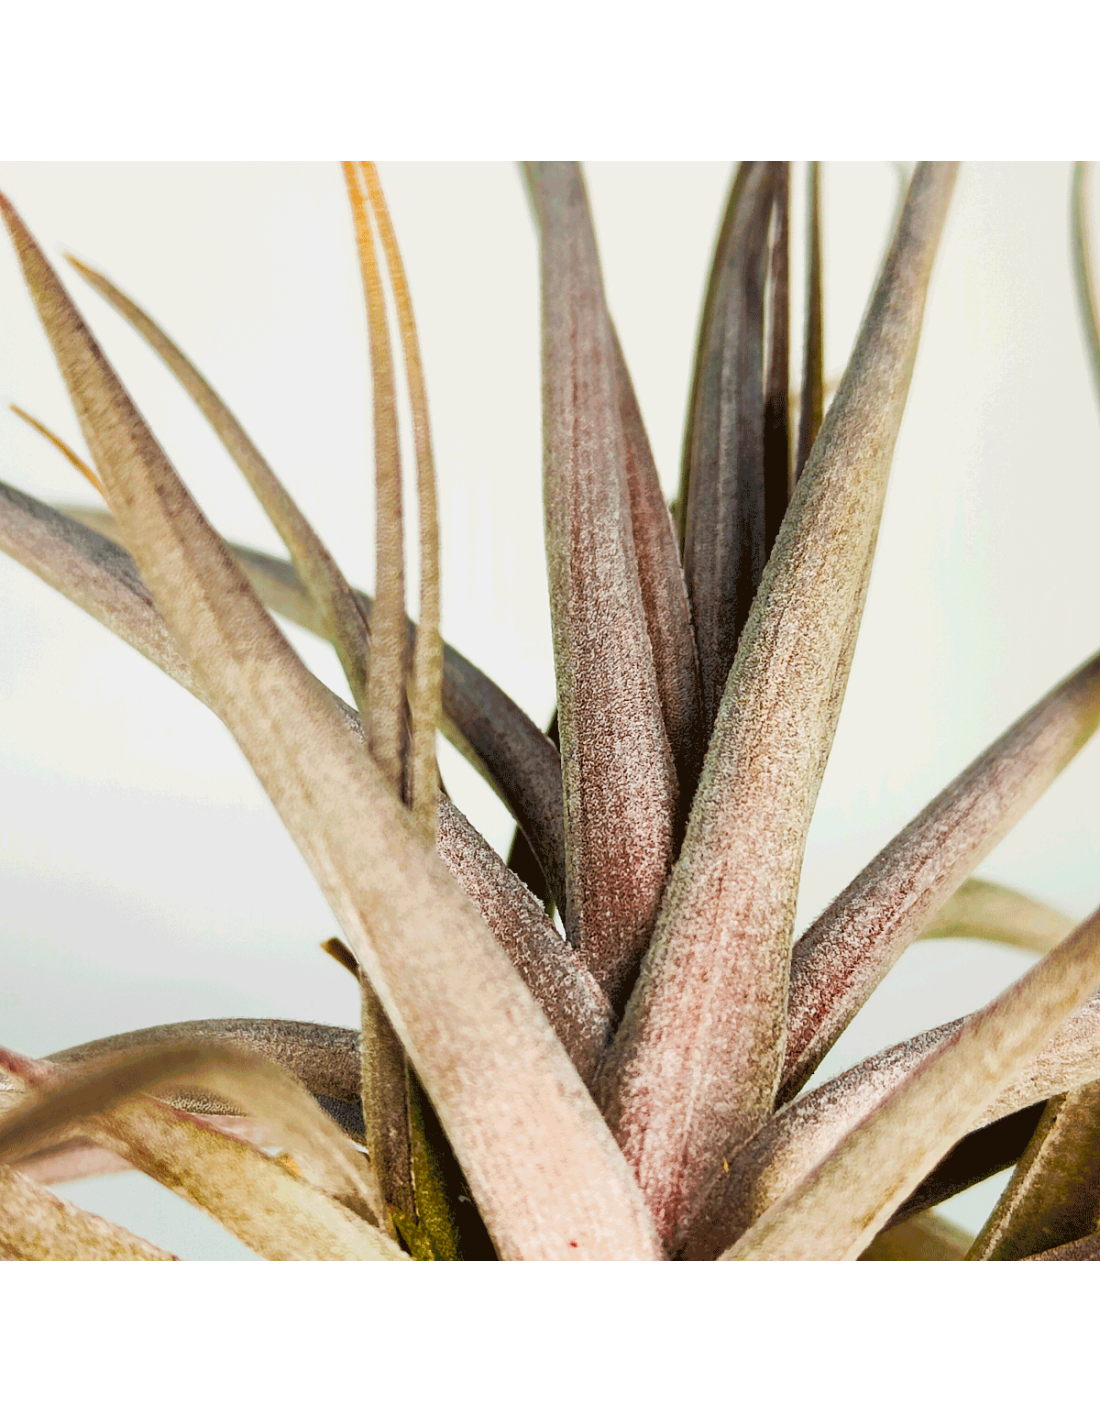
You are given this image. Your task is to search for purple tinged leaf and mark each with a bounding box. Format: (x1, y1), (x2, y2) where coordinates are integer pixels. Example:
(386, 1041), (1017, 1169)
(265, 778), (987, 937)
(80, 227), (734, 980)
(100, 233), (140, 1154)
(721, 902), (1100, 1260)
(0, 488), (604, 1073)
(609, 322), (704, 798)
(56, 499), (568, 910)
(598, 164), (959, 1253)
(680, 162), (776, 734)
(763, 163), (791, 550)
(685, 983), (1100, 1259)
(0, 1164), (177, 1260)
(794, 162), (823, 483)
(527, 161), (676, 1002)
(967, 1080), (1100, 1260)
(2, 194), (661, 1259)
(783, 649), (1100, 1101)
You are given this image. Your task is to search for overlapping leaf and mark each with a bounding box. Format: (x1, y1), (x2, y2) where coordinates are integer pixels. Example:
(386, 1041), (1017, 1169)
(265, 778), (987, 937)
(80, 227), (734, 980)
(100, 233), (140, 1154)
(598, 164), (958, 1252)
(968, 1079), (1100, 1260)
(526, 162), (676, 1002)
(717, 903), (1100, 1259)
(783, 648), (1100, 1099)
(0, 1049), (405, 1261)
(0, 1164), (176, 1260)
(1, 192), (661, 1260)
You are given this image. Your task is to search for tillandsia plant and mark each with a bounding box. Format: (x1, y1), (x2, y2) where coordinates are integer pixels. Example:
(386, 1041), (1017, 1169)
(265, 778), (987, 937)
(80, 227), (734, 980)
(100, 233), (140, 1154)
(0, 162), (1099, 1261)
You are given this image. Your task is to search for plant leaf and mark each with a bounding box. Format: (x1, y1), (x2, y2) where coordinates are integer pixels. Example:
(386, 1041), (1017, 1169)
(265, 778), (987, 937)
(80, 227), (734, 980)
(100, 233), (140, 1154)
(763, 163), (791, 551)
(0, 1050), (406, 1261)
(610, 321), (703, 801)
(722, 901), (1100, 1260)
(526, 161), (676, 1002)
(343, 161), (409, 794)
(887, 1102), (1046, 1227)
(1023, 1229), (1100, 1260)
(0, 488), (605, 1074)
(0, 1039), (381, 1222)
(65, 256), (377, 735)
(920, 877), (1076, 954)
(794, 162), (823, 483)
(858, 1209), (970, 1261)
(0, 1164), (177, 1260)
(2, 193), (661, 1260)
(360, 162), (443, 842)
(56, 499), (568, 910)
(685, 974), (1100, 1259)
(680, 161), (775, 734)
(783, 649), (1100, 1100)
(598, 164), (958, 1252)
(9, 402), (107, 497)
(1072, 163), (1100, 416)
(967, 1080), (1100, 1260)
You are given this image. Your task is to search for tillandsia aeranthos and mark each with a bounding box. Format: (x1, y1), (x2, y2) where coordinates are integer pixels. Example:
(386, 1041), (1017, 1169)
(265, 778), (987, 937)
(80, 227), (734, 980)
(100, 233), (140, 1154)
(1, 162), (1099, 1261)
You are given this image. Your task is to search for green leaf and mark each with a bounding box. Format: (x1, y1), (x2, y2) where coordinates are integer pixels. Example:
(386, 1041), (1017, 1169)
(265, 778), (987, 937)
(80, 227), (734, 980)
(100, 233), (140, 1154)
(0, 1164), (177, 1260)
(598, 164), (958, 1253)
(525, 162), (676, 1003)
(783, 649), (1100, 1100)
(2, 192), (660, 1260)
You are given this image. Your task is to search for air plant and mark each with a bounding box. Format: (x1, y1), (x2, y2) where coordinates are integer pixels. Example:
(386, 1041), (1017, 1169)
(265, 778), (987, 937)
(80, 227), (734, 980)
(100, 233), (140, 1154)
(0, 161), (1098, 1261)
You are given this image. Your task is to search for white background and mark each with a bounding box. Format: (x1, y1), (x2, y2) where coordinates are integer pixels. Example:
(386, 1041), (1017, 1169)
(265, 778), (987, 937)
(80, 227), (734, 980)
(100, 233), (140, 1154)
(0, 163), (1098, 1258)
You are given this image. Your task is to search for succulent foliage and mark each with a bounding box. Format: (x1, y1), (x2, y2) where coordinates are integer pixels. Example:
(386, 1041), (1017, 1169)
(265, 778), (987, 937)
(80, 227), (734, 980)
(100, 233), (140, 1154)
(1, 162), (1099, 1261)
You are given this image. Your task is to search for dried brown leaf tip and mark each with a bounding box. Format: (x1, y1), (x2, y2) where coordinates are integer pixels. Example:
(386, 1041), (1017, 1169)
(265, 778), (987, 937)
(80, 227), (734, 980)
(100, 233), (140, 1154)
(3, 164), (1099, 1261)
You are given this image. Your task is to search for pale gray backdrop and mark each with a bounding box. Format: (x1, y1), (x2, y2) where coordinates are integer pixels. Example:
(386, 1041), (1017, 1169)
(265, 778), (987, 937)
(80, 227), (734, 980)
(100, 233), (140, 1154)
(0, 163), (1097, 1259)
